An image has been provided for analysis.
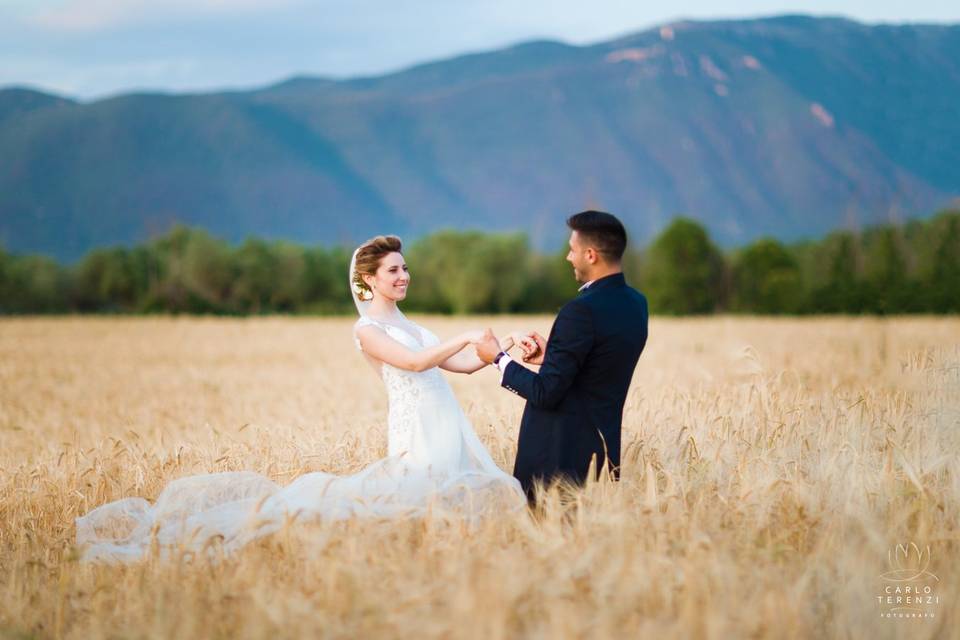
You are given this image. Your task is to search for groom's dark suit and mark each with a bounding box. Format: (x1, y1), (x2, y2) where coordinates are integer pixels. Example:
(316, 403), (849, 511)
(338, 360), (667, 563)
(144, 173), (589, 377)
(501, 272), (648, 498)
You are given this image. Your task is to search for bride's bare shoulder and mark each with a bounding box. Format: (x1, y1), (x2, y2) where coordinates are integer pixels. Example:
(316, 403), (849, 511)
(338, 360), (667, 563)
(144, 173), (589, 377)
(354, 317), (391, 334)
(353, 317), (387, 352)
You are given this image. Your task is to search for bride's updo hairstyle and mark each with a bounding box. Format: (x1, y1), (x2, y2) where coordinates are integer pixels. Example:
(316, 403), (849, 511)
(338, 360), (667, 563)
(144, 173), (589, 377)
(352, 235), (403, 301)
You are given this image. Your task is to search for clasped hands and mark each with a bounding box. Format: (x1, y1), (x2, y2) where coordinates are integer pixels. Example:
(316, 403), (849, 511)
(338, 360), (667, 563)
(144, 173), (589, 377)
(469, 328), (546, 366)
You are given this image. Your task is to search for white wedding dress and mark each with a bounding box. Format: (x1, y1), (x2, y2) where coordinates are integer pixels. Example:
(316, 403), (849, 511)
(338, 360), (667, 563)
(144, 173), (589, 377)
(75, 314), (525, 563)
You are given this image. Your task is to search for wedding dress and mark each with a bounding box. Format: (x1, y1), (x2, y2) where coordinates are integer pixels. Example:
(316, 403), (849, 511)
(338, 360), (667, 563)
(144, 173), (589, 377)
(75, 253), (525, 563)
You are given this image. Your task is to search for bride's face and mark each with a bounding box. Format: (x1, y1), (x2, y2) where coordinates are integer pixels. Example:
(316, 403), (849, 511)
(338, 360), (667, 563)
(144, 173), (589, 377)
(364, 252), (410, 301)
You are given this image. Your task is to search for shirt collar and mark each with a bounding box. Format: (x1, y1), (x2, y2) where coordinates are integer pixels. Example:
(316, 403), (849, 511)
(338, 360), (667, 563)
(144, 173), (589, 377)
(578, 280), (594, 292)
(579, 272), (626, 293)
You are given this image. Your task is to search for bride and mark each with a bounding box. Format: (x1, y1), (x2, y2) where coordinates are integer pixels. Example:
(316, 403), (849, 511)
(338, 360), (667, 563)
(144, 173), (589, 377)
(76, 235), (527, 562)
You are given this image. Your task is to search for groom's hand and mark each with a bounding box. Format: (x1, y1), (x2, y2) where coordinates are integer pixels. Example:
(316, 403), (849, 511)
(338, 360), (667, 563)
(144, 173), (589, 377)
(474, 328), (502, 364)
(517, 334), (539, 358)
(521, 332), (547, 365)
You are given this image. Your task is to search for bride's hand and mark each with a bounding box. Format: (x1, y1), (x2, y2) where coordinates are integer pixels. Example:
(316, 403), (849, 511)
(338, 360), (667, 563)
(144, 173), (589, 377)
(505, 331), (531, 351)
(495, 332), (516, 351)
(462, 329), (487, 344)
(504, 331), (534, 354)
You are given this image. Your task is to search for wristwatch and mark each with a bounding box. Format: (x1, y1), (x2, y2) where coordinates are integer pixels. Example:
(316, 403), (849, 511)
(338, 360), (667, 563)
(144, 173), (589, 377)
(492, 351), (508, 366)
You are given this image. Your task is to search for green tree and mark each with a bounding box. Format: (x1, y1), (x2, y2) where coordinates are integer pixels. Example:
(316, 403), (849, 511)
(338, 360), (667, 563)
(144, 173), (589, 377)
(404, 235), (454, 313)
(72, 247), (139, 311)
(0, 247), (15, 313)
(137, 226), (233, 313)
(480, 234), (530, 313)
(180, 231), (234, 311)
(863, 226), (911, 313)
(231, 238), (278, 314)
(0, 247), (10, 312)
(731, 238), (802, 314)
(641, 218), (725, 314)
(4, 255), (69, 313)
(517, 246), (578, 313)
(138, 225), (192, 312)
(920, 211), (960, 312)
(621, 246), (643, 290)
(810, 232), (870, 313)
(407, 230), (530, 314)
(269, 242), (307, 312)
(302, 245), (353, 313)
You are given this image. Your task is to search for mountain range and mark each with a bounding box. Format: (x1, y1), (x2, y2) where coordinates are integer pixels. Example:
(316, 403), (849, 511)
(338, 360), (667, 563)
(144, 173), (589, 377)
(2, 15), (959, 261)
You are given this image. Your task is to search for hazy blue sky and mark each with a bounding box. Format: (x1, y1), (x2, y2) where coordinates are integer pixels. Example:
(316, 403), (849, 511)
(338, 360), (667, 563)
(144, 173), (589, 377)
(2, 0), (958, 100)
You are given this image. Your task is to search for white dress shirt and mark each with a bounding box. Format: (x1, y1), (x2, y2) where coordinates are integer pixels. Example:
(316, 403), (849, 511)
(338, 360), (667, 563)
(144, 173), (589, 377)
(495, 353), (514, 380)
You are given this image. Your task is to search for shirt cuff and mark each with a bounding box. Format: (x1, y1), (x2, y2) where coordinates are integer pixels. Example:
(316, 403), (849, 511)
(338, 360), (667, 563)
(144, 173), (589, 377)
(496, 354), (513, 382)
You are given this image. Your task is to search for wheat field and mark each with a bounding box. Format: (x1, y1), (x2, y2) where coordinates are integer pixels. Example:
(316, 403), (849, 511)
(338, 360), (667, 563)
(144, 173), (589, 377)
(0, 316), (957, 639)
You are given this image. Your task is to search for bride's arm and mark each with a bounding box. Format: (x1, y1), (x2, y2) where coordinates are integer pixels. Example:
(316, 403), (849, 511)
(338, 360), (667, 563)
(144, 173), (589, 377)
(439, 333), (519, 374)
(356, 326), (484, 373)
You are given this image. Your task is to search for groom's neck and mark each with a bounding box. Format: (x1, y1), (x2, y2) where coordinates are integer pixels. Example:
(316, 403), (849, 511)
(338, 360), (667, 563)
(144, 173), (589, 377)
(584, 264), (622, 283)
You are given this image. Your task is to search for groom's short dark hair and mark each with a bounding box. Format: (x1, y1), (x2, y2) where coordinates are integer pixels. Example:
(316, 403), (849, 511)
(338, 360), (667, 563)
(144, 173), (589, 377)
(566, 210), (627, 262)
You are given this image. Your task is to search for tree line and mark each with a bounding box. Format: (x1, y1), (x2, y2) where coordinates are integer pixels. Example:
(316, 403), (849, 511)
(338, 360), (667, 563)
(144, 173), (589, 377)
(1, 210), (958, 315)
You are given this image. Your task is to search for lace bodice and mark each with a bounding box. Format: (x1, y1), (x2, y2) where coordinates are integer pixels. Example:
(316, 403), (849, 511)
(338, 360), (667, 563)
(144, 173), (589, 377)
(354, 316), (450, 456)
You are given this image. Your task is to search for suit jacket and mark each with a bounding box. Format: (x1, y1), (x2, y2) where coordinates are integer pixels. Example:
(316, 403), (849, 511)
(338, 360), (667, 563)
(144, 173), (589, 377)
(502, 272), (648, 498)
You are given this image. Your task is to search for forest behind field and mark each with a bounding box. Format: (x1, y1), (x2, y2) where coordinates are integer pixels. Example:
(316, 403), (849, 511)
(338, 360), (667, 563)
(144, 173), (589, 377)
(2, 210), (958, 316)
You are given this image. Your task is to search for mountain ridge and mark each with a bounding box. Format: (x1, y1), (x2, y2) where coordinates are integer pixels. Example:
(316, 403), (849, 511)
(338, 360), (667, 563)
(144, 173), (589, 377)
(2, 15), (958, 261)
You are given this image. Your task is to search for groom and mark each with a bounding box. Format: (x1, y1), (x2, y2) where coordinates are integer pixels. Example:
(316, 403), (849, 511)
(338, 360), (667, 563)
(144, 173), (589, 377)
(475, 210), (649, 501)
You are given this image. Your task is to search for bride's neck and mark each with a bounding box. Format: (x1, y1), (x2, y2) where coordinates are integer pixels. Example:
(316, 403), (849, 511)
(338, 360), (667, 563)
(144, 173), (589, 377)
(368, 296), (400, 319)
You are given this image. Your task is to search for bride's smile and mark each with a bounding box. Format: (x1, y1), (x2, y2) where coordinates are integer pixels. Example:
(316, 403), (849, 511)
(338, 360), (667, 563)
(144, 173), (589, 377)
(365, 251), (410, 302)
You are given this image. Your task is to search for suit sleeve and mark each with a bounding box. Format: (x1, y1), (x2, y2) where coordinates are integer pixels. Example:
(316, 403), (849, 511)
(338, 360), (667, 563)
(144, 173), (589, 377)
(501, 301), (593, 410)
